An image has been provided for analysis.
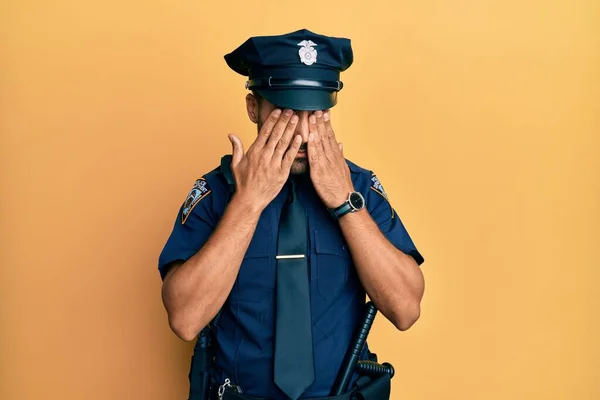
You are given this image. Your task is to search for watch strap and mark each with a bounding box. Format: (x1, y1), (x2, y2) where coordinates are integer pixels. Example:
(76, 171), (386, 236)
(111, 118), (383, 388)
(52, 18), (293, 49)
(328, 200), (353, 220)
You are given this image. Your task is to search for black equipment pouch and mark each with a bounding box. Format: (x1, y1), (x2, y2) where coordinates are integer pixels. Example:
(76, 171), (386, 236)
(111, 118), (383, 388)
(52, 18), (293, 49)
(350, 374), (391, 400)
(188, 327), (215, 400)
(345, 350), (392, 400)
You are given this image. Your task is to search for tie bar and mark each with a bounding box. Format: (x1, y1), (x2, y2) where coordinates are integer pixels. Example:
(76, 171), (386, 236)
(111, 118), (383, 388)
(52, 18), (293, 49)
(276, 254), (305, 259)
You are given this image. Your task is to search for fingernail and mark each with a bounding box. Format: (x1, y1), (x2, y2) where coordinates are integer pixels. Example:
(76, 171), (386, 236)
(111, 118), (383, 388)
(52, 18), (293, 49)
(295, 135), (302, 142)
(291, 115), (298, 123)
(315, 110), (323, 117)
(273, 109), (282, 117)
(323, 112), (330, 121)
(310, 115), (316, 124)
(284, 109), (293, 116)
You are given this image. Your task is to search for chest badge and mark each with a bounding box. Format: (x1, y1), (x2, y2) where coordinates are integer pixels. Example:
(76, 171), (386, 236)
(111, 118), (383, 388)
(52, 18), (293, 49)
(297, 40), (317, 66)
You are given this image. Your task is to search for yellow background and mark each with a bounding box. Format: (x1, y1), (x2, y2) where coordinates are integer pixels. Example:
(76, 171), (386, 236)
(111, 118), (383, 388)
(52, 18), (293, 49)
(1, 0), (598, 399)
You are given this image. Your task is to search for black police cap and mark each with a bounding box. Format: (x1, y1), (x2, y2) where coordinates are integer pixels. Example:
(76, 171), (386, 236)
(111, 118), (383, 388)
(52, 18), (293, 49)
(224, 29), (353, 111)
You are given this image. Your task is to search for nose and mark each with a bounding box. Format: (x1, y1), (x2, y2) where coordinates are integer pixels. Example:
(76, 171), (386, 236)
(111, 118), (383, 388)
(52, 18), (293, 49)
(293, 111), (311, 143)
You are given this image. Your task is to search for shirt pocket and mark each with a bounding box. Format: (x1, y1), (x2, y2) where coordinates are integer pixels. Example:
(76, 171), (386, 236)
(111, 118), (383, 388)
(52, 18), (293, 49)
(234, 226), (274, 303)
(314, 229), (351, 301)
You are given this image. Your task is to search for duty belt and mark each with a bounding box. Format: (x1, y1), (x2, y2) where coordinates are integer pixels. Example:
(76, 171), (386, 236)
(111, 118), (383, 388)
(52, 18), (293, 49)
(209, 372), (392, 400)
(210, 385), (353, 400)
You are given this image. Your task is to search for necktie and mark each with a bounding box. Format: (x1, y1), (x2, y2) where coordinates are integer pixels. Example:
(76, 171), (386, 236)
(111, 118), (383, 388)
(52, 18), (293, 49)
(274, 179), (315, 400)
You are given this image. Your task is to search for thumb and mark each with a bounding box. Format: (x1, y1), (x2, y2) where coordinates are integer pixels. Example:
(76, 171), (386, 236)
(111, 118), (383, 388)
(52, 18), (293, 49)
(228, 134), (244, 166)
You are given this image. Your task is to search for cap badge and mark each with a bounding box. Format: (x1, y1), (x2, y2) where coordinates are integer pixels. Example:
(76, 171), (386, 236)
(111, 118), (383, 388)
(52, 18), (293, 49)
(297, 40), (317, 66)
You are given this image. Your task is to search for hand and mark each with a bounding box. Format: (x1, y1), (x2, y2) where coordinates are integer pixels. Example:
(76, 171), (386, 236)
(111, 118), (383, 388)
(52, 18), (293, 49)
(307, 110), (354, 209)
(228, 109), (302, 212)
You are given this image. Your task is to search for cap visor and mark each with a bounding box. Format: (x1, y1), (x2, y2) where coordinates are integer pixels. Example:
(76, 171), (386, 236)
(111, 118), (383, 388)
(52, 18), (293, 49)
(257, 89), (337, 111)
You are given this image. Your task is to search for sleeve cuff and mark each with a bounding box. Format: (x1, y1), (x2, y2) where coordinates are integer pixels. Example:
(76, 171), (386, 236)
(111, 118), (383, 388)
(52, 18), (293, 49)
(158, 250), (196, 280)
(407, 250), (425, 266)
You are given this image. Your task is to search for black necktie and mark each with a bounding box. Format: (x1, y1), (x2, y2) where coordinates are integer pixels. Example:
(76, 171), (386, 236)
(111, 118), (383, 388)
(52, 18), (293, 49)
(274, 179), (315, 400)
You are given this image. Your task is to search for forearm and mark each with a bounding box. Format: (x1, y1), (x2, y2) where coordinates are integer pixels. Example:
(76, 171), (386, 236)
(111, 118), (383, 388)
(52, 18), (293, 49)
(162, 194), (262, 340)
(339, 210), (425, 330)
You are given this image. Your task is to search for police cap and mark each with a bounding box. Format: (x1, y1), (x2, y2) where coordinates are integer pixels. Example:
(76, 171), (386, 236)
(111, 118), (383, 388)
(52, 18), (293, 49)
(224, 29), (353, 111)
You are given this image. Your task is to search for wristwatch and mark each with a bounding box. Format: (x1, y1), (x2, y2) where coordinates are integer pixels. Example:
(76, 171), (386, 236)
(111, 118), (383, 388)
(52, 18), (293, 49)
(328, 192), (366, 219)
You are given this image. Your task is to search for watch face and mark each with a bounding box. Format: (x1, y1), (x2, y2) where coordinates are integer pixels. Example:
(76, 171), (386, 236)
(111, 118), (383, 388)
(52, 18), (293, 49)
(349, 192), (365, 210)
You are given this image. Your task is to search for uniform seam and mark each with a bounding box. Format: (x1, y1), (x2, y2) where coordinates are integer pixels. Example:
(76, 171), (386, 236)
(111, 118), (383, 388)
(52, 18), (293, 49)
(233, 298), (241, 384)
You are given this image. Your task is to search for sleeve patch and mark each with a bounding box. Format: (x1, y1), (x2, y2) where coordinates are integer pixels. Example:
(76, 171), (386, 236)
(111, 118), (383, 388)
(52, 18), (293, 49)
(370, 174), (394, 219)
(181, 178), (211, 224)
(370, 174), (388, 199)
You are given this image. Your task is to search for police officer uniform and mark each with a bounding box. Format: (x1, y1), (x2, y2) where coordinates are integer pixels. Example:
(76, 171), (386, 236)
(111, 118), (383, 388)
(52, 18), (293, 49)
(158, 29), (424, 400)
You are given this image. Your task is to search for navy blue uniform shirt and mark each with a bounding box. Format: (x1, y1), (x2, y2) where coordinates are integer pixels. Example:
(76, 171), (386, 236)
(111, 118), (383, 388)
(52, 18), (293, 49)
(159, 158), (424, 399)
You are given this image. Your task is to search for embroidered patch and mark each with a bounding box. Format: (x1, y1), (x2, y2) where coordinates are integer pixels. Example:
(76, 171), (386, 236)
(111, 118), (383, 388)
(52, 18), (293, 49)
(181, 178), (211, 224)
(370, 174), (388, 199)
(371, 174), (394, 219)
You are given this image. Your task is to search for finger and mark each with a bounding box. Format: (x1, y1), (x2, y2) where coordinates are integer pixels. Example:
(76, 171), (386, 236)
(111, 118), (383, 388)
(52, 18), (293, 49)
(251, 108), (282, 149)
(323, 111), (339, 151)
(314, 110), (333, 153)
(273, 113), (299, 161)
(282, 134), (302, 171)
(228, 134), (245, 167)
(307, 114), (324, 164)
(265, 109), (294, 152)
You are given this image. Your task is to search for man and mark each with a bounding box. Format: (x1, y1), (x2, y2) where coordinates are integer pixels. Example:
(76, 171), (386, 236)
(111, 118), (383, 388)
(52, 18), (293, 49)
(158, 29), (425, 400)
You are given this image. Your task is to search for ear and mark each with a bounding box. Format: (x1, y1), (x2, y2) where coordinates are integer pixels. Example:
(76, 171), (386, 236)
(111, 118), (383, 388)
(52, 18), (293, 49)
(245, 93), (259, 124)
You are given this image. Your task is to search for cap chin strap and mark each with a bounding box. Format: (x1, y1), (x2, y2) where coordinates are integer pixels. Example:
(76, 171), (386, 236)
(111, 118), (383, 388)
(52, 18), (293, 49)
(246, 77), (343, 91)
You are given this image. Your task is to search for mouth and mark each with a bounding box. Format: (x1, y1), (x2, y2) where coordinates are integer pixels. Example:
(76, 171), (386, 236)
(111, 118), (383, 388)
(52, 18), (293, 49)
(296, 145), (308, 159)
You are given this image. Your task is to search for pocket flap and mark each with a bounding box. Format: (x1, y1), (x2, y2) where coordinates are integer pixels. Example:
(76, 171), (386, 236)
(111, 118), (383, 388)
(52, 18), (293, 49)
(315, 230), (350, 257)
(244, 227), (271, 258)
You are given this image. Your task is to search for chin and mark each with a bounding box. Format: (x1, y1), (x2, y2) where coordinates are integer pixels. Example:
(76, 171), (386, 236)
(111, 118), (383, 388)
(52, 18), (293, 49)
(290, 159), (309, 175)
